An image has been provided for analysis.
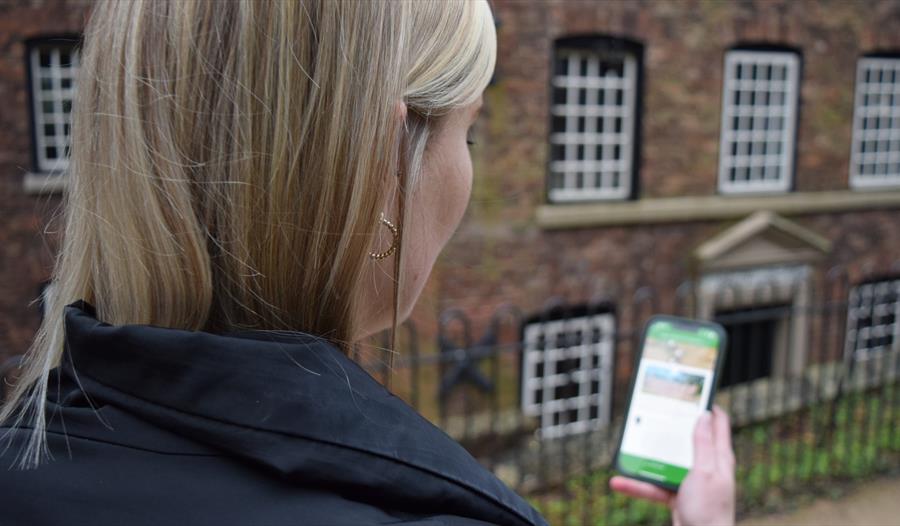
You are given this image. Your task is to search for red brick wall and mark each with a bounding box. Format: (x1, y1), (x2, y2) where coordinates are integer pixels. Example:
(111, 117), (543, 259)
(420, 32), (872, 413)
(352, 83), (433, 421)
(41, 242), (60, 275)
(0, 0), (91, 362)
(465, 0), (900, 206)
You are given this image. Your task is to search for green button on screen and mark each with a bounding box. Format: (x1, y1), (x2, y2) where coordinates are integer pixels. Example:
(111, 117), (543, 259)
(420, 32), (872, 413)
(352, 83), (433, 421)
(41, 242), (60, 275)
(619, 453), (689, 485)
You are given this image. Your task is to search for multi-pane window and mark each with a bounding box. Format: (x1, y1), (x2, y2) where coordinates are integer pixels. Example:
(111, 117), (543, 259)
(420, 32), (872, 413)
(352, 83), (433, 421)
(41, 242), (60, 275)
(548, 38), (640, 202)
(29, 41), (79, 173)
(845, 278), (900, 360)
(850, 58), (900, 188)
(718, 50), (799, 194)
(521, 311), (615, 438)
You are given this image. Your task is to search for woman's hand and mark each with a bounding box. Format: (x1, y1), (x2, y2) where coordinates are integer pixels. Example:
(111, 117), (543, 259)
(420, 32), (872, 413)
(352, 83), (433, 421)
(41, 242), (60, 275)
(610, 406), (736, 526)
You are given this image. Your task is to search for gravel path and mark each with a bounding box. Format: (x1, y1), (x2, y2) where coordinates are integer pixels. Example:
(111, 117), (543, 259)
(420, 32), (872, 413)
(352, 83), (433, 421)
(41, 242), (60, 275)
(739, 476), (900, 526)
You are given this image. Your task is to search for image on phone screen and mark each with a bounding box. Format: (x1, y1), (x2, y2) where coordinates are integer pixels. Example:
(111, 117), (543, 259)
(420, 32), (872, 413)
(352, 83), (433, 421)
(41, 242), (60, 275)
(615, 316), (725, 489)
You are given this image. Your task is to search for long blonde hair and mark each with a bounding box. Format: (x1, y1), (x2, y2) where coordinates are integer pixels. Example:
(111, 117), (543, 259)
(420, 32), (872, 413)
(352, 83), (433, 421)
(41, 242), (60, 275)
(3, 0), (496, 469)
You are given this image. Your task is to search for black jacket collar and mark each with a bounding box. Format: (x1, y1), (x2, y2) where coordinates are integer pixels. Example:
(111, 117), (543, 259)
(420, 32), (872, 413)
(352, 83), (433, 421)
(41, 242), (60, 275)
(61, 302), (546, 526)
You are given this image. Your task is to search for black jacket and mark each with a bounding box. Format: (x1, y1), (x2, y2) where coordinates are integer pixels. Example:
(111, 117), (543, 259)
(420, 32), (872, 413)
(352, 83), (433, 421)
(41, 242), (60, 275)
(0, 303), (549, 526)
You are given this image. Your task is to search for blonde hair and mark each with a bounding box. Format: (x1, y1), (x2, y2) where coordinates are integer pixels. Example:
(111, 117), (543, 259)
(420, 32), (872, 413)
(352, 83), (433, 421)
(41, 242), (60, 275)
(3, 0), (496, 468)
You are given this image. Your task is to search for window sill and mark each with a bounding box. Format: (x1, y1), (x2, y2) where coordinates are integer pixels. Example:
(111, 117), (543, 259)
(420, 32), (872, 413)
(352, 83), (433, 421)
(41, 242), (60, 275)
(535, 189), (900, 229)
(23, 172), (68, 195)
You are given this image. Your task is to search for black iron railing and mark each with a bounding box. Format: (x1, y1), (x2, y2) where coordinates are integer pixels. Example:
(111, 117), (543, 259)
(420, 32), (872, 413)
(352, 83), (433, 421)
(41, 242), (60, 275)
(358, 264), (900, 525)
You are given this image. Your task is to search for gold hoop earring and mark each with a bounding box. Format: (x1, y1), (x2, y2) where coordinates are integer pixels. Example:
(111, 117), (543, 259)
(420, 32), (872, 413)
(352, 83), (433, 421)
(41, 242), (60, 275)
(369, 212), (399, 260)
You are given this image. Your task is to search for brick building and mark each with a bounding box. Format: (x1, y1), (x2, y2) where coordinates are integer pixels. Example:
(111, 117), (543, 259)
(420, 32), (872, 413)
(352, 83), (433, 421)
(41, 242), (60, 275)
(427, 0), (900, 435)
(0, 0), (90, 362)
(1, 1), (899, 436)
(437, 0), (900, 313)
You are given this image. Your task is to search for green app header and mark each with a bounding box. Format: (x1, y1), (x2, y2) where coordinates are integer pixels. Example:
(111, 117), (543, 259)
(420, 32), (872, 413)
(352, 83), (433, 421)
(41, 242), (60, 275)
(647, 320), (720, 349)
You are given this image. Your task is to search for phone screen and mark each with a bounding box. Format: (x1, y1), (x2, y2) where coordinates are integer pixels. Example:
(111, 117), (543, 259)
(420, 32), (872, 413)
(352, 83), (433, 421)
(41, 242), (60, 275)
(616, 317), (724, 488)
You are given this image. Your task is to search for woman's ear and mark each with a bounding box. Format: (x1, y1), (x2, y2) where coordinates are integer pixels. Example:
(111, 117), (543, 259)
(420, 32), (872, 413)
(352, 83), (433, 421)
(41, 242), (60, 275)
(394, 100), (408, 123)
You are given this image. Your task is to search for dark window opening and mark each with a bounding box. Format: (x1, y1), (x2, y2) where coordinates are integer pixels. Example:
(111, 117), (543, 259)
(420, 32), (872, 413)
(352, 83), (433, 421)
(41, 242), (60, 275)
(714, 304), (790, 388)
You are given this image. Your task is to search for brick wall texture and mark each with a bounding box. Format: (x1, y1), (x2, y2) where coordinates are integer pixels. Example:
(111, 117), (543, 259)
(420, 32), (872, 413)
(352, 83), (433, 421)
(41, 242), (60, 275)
(0, 0), (91, 362)
(429, 0), (900, 332)
(1, 0), (900, 363)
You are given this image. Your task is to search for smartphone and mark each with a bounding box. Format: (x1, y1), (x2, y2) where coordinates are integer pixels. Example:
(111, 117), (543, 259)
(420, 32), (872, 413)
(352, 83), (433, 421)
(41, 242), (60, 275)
(613, 315), (727, 490)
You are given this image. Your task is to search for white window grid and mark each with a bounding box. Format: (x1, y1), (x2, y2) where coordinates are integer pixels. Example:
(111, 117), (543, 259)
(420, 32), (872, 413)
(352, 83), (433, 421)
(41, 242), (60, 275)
(548, 48), (637, 202)
(849, 58), (900, 188)
(845, 279), (900, 361)
(718, 50), (799, 194)
(521, 313), (615, 439)
(30, 44), (79, 173)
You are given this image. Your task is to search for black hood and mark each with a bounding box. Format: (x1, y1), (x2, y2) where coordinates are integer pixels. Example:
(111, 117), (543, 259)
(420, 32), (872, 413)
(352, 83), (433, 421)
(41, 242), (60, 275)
(56, 302), (547, 526)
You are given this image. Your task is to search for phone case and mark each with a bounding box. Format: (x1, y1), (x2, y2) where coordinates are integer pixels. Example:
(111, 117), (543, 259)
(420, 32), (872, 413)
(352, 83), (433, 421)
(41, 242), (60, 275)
(612, 314), (728, 491)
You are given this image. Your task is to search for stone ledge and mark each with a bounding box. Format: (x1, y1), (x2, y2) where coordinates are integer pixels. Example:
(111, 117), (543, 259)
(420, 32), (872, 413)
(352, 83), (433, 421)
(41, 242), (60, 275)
(23, 172), (67, 195)
(535, 190), (900, 229)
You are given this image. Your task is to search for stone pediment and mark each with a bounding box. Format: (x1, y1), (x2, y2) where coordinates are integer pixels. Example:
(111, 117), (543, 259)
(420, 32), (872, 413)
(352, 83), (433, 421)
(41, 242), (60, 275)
(694, 211), (831, 272)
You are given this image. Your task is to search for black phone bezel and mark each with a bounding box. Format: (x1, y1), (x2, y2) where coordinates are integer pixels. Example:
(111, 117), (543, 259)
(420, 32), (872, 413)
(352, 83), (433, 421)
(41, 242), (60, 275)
(612, 314), (728, 492)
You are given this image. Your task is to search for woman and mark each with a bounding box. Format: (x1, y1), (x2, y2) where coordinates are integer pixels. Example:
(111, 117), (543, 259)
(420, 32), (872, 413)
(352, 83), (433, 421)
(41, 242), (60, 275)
(0, 1), (735, 524)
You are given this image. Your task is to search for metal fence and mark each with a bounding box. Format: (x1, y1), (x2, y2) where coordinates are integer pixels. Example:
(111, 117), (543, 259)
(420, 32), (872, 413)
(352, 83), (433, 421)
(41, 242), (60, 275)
(357, 264), (900, 525)
(0, 264), (896, 525)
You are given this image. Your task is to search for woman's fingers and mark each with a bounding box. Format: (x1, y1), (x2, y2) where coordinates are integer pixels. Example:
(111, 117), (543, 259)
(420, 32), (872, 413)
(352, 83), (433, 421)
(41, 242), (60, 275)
(712, 406), (736, 471)
(692, 410), (717, 472)
(609, 476), (674, 504)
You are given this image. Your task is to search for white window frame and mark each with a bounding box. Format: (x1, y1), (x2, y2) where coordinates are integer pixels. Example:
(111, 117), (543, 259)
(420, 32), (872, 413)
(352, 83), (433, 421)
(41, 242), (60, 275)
(548, 46), (638, 202)
(845, 278), (900, 361)
(521, 312), (615, 439)
(718, 50), (800, 195)
(850, 57), (900, 189)
(29, 43), (79, 174)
